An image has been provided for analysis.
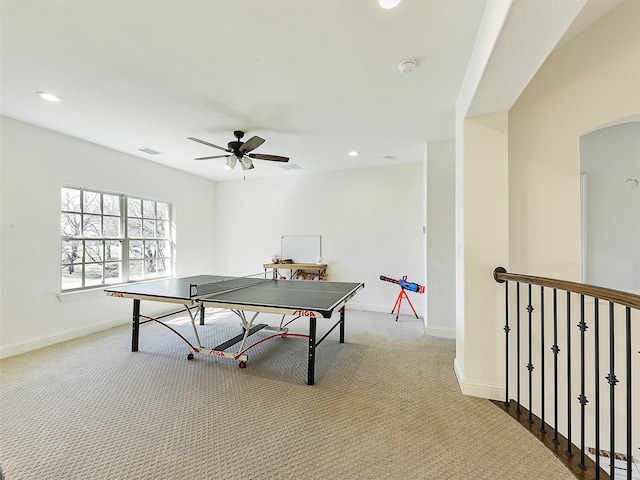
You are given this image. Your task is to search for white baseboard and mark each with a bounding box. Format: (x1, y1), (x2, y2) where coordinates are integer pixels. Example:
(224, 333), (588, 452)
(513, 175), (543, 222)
(347, 304), (452, 337)
(425, 325), (456, 339)
(347, 302), (424, 318)
(0, 304), (390, 359)
(0, 305), (439, 358)
(347, 302), (394, 313)
(0, 317), (129, 359)
(454, 356), (505, 400)
(454, 356), (464, 391)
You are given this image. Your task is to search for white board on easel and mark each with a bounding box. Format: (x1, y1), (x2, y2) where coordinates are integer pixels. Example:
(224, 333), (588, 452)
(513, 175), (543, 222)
(280, 235), (321, 263)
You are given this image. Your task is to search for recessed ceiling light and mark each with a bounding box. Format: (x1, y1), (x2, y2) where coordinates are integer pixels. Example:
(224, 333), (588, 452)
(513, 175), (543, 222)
(349, 151), (359, 157)
(379, 0), (404, 9)
(36, 91), (61, 102)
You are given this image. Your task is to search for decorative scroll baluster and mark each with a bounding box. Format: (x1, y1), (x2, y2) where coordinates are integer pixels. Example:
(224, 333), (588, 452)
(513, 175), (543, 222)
(607, 302), (616, 480)
(552, 288), (560, 445)
(578, 294), (588, 470)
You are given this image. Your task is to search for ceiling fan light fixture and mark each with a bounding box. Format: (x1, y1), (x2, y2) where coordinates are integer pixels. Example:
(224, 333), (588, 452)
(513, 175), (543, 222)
(378, 0), (404, 9)
(240, 157), (254, 170)
(189, 132), (289, 170)
(225, 155), (238, 170)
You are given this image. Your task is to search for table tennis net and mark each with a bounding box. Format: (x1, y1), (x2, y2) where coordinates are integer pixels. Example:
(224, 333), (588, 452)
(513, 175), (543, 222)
(189, 276), (269, 298)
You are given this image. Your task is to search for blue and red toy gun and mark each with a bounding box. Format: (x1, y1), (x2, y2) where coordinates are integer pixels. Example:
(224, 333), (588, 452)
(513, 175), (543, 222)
(380, 275), (425, 320)
(379, 275), (425, 294)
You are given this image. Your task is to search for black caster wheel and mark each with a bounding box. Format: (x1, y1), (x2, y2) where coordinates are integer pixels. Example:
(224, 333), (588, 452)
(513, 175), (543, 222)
(238, 361), (247, 369)
(187, 353), (194, 360)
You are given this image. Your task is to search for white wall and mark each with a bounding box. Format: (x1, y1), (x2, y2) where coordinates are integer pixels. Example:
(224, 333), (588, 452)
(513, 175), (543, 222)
(509, 0), (640, 280)
(580, 121), (640, 291)
(0, 116), (217, 358)
(456, 112), (509, 399)
(426, 140), (456, 338)
(213, 163), (425, 315)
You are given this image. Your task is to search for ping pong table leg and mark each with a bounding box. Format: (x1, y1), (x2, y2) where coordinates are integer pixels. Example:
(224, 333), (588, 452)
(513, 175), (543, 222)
(199, 304), (205, 325)
(339, 307), (345, 343)
(132, 299), (140, 352)
(307, 317), (317, 385)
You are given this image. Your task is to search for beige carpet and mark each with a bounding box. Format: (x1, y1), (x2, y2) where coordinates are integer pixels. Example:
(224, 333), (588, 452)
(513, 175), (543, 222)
(0, 309), (575, 480)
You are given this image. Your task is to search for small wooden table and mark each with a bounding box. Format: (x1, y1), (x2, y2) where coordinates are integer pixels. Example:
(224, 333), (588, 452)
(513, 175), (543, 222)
(263, 263), (328, 281)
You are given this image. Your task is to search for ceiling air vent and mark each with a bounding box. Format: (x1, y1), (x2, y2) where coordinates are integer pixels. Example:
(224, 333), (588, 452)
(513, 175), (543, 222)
(280, 163), (302, 171)
(137, 147), (163, 155)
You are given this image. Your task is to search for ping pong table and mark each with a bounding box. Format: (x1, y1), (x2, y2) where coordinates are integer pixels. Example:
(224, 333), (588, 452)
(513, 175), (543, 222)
(105, 275), (364, 385)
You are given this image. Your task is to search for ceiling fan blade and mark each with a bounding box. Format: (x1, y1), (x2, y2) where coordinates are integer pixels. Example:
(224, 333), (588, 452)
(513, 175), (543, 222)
(249, 153), (290, 163)
(187, 137), (230, 152)
(239, 135), (265, 153)
(194, 154), (230, 160)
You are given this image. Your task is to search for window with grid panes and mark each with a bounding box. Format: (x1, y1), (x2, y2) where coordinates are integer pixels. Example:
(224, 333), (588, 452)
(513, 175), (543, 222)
(60, 187), (173, 291)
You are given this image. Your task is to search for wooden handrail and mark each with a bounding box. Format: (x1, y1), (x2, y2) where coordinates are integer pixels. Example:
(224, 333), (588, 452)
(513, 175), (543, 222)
(493, 267), (640, 310)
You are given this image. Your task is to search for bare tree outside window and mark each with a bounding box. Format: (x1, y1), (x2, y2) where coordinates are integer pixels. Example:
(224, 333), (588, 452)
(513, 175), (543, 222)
(60, 187), (173, 291)
(126, 196), (172, 281)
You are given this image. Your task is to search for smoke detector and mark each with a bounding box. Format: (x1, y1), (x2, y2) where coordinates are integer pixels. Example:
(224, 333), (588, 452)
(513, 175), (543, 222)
(398, 60), (416, 74)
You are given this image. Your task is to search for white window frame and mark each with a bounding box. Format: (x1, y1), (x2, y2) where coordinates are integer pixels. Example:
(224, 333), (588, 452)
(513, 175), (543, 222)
(60, 186), (174, 292)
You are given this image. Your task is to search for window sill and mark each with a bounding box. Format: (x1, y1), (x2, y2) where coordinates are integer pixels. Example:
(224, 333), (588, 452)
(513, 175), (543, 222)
(57, 277), (175, 302)
(57, 287), (108, 303)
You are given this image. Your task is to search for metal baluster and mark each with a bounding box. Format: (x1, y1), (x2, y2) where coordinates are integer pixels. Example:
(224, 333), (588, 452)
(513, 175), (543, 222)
(607, 302), (616, 480)
(594, 298), (600, 479)
(504, 280), (510, 407)
(578, 294), (588, 470)
(540, 287), (547, 433)
(625, 307), (632, 480)
(552, 288), (560, 445)
(517, 282), (521, 414)
(527, 283), (534, 424)
(492, 270), (636, 480)
(566, 291), (573, 457)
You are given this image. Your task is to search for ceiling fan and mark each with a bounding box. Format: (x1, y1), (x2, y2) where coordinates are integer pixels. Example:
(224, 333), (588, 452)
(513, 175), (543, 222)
(188, 131), (289, 170)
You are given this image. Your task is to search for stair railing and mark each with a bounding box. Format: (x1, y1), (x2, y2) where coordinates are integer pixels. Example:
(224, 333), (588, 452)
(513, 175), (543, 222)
(493, 267), (638, 480)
